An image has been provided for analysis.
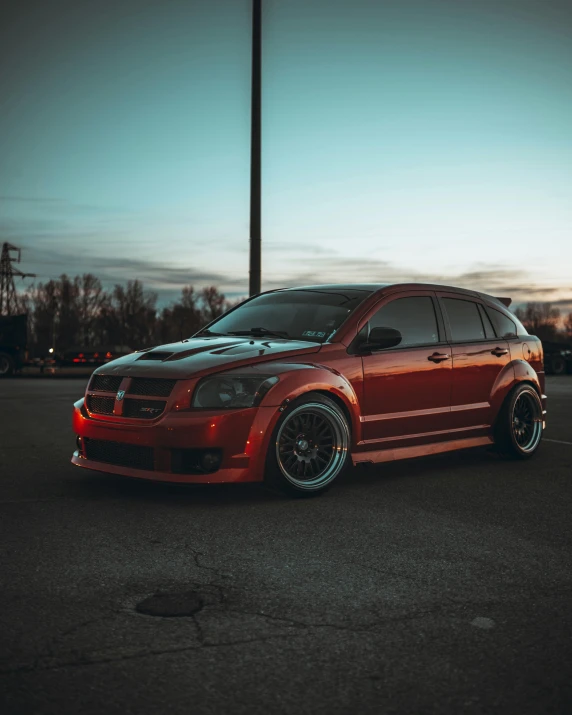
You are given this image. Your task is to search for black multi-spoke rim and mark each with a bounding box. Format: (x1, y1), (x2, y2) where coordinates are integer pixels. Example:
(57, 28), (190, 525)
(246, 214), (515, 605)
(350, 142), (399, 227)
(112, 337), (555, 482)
(512, 390), (542, 452)
(276, 404), (348, 489)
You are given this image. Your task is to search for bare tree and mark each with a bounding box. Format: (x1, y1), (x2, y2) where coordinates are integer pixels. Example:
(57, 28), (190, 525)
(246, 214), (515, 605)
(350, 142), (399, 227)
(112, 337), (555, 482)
(75, 274), (105, 346)
(23, 274), (234, 355)
(101, 280), (157, 349)
(563, 312), (572, 341)
(199, 286), (228, 323)
(515, 302), (561, 341)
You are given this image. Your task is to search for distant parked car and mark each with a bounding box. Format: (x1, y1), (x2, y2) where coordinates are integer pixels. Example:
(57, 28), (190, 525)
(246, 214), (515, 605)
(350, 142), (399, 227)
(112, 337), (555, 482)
(0, 314), (28, 377)
(61, 345), (133, 367)
(72, 283), (546, 496)
(542, 340), (572, 375)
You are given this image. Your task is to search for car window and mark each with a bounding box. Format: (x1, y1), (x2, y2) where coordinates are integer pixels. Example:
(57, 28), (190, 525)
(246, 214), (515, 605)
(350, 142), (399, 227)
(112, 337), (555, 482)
(368, 296), (439, 347)
(442, 298), (486, 342)
(488, 307), (518, 338)
(478, 304), (495, 339)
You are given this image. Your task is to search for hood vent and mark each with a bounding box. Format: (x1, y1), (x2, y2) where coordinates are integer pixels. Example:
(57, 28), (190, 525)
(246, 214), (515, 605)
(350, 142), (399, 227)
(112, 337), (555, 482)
(137, 351), (174, 361)
(162, 341), (241, 361)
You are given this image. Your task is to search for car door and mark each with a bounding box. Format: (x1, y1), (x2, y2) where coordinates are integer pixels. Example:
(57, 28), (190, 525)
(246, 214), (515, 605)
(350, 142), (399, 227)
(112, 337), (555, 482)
(437, 292), (512, 430)
(358, 292), (453, 446)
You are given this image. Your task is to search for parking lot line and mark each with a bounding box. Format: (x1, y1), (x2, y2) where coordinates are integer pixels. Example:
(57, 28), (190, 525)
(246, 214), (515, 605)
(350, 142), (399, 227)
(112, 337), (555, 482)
(544, 438), (572, 445)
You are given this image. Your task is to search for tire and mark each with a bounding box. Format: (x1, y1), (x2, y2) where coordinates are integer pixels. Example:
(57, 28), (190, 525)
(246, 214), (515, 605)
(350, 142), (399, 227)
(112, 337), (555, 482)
(494, 383), (543, 459)
(0, 351), (14, 378)
(264, 393), (351, 497)
(549, 354), (566, 376)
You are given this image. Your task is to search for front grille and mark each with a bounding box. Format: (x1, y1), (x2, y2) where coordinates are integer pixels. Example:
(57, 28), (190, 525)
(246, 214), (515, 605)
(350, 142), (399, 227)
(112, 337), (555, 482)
(123, 398), (166, 420)
(84, 439), (154, 471)
(129, 378), (176, 397)
(90, 375), (122, 392)
(86, 394), (115, 415)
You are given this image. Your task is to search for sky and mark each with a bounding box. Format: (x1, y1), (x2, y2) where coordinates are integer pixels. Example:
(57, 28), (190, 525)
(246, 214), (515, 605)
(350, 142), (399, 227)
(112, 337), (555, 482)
(1, 0), (571, 310)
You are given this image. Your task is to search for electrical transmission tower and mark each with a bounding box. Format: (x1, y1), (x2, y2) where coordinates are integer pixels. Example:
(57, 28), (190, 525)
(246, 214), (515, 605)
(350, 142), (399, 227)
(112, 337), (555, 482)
(0, 242), (36, 315)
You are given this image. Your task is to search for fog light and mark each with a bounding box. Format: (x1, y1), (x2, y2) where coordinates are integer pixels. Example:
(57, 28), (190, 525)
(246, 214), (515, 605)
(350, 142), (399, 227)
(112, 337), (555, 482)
(76, 435), (83, 449)
(201, 451), (222, 472)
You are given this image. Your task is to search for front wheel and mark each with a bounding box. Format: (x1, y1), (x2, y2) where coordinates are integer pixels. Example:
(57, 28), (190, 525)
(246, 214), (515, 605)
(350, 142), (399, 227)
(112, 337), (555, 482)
(494, 384), (543, 459)
(0, 352), (14, 378)
(265, 394), (351, 497)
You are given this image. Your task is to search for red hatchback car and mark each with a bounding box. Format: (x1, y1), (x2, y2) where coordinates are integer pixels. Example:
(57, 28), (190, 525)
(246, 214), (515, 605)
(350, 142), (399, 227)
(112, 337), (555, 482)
(72, 283), (546, 496)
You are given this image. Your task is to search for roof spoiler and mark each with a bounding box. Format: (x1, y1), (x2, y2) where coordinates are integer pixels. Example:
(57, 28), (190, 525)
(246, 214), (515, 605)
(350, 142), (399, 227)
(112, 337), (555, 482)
(496, 297), (512, 307)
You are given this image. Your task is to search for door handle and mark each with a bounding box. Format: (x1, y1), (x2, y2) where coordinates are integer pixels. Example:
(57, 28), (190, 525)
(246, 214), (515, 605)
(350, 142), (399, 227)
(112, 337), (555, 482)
(491, 347), (509, 357)
(428, 352), (450, 363)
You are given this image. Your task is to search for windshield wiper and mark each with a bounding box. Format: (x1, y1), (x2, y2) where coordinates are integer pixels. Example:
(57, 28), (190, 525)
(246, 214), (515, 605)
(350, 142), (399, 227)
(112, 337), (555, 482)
(194, 329), (228, 337)
(227, 327), (290, 339)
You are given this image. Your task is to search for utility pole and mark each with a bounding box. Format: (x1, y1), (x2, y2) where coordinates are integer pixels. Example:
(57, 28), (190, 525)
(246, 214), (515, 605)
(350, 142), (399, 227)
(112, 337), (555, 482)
(249, 0), (262, 296)
(0, 242), (35, 315)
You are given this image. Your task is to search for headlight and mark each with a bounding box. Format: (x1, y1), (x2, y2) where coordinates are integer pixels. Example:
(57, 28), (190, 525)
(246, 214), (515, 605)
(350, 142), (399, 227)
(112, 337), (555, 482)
(192, 374), (279, 409)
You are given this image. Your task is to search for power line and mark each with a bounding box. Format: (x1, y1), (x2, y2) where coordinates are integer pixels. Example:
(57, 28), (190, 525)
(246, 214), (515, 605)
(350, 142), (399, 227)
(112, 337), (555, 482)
(0, 242), (36, 315)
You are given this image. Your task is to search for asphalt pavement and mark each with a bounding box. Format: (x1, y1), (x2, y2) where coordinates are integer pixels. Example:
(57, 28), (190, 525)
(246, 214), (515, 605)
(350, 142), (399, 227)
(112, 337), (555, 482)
(0, 377), (571, 714)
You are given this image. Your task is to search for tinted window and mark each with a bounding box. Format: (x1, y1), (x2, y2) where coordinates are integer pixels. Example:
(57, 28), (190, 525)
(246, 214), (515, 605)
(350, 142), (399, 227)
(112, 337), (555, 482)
(443, 298), (486, 341)
(488, 307), (518, 338)
(204, 289), (371, 343)
(478, 304), (495, 339)
(369, 296), (439, 347)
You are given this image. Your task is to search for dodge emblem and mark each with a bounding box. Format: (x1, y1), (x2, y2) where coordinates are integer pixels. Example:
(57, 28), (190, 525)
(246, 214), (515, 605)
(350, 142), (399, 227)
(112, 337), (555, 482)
(116, 389), (125, 401)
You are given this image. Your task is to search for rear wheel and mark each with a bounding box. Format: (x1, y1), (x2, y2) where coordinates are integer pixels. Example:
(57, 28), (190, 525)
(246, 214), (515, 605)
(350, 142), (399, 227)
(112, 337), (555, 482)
(265, 394), (350, 497)
(548, 353), (566, 375)
(0, 352), (14, 377)
(494, 384), (543, 459)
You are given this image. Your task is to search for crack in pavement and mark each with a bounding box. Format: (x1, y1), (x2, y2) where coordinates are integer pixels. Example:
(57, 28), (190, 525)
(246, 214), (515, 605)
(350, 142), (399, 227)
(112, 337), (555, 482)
(0, 633), (301, 676)
(4, 583), (572, 677)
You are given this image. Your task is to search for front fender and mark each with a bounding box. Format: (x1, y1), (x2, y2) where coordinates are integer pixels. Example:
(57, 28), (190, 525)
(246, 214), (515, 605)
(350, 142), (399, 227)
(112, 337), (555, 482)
(260, 366), (362, 443)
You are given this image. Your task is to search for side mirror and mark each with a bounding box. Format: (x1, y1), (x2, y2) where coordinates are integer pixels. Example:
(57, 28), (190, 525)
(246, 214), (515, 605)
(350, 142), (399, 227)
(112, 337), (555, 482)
(360, 327), (402, 352)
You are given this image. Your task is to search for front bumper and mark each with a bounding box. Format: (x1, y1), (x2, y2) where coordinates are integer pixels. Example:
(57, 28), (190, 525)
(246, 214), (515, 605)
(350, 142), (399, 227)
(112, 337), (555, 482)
(71, 399), (279, 483)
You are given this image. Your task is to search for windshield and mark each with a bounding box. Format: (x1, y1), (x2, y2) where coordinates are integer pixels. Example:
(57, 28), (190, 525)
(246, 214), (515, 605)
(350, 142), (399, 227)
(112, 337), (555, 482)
(198, 289), (372, 343)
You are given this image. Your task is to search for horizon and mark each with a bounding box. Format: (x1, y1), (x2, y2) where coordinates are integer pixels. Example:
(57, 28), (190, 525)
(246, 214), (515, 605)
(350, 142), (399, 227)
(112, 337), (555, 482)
(1, 0), (571, 312)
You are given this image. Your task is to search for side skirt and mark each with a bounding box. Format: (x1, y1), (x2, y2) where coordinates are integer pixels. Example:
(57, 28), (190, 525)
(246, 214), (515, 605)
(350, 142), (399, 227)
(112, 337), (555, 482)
(352, 435), (494, 466)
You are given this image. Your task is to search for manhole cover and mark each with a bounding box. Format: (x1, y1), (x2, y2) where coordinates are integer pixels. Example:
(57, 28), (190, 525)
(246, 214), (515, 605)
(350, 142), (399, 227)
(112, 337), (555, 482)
(136, 590), (203, 617)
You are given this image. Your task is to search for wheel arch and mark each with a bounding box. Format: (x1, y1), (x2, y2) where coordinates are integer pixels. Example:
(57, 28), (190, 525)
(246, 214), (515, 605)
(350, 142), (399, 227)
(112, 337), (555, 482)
(491, 375), (543, 433)
(310, 389), (353, 434)
(258, 366), (362, 449)
(490, 359), (542, 413)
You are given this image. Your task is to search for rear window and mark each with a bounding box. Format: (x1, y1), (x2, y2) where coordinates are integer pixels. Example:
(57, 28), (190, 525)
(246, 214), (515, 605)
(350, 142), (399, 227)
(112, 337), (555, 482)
(488, 308), (518, 338)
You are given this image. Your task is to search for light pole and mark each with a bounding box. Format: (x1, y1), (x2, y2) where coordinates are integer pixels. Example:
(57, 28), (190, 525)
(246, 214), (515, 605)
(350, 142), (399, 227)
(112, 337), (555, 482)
(249, 0), (262, 296)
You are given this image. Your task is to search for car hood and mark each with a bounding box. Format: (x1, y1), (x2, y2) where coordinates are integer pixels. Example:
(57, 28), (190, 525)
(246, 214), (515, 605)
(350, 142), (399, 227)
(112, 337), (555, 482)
(93, 337), (323, 380)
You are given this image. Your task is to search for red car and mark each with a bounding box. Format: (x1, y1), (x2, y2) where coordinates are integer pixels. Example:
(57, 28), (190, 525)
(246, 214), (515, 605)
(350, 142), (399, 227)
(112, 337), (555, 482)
(72, 283), (546, 496)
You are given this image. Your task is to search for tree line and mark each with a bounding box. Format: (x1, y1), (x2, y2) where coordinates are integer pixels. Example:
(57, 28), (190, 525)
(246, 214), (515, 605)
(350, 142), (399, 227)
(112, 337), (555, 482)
(514, 303), (572, 343)
(17, 274), (572, 356)
(21, 274), (238, 356)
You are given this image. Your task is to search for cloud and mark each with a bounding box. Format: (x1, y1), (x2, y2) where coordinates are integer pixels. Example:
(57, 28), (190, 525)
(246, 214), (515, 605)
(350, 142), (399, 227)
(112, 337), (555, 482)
(0, 195), (133, 216)
(264, 241), (333, 255)
(19, 247), (228, 287)
(264, 256), (572, 306)
(0, 196), (66, 204)
(8, 223), (571, 311)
